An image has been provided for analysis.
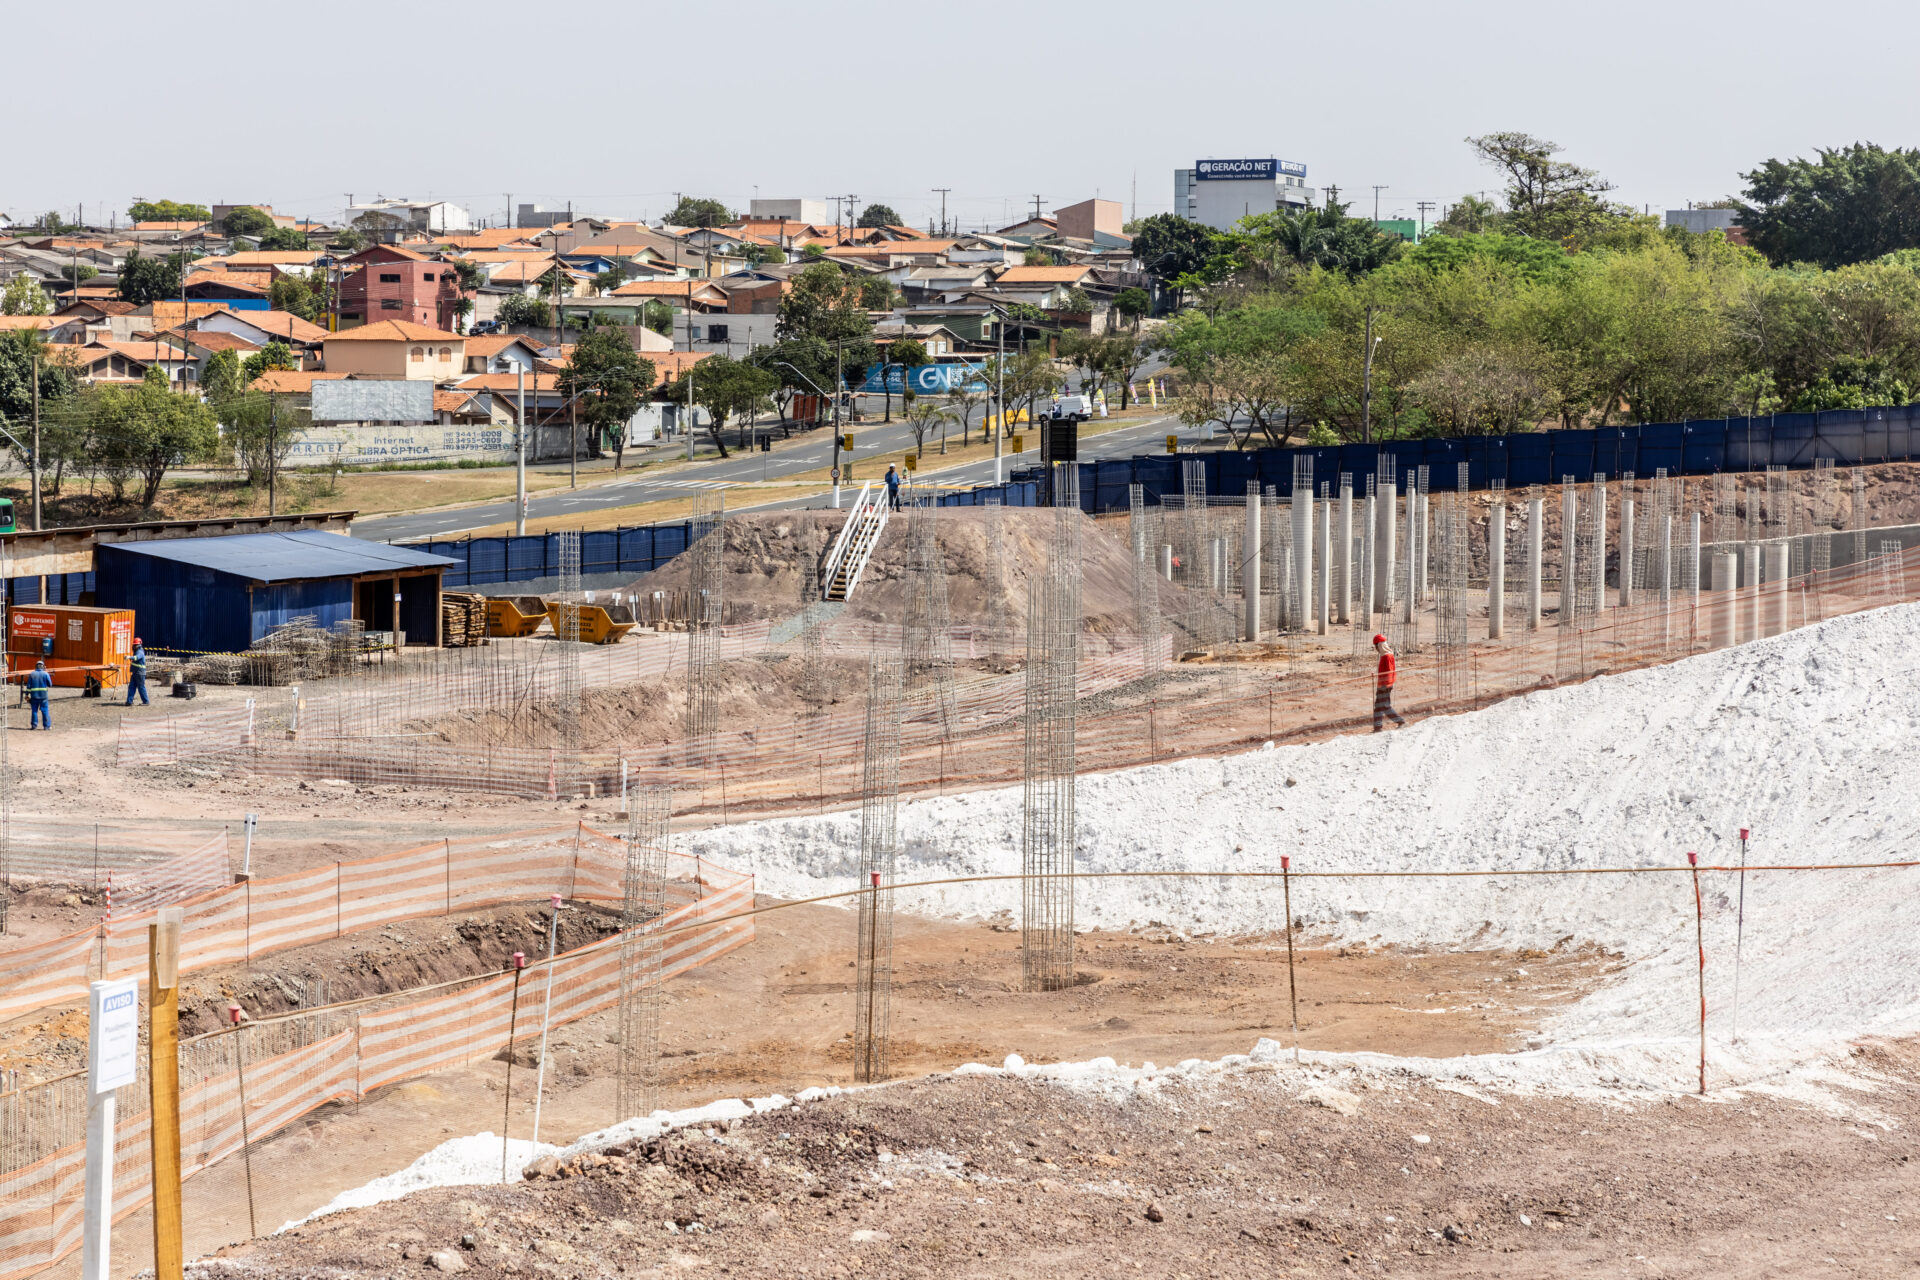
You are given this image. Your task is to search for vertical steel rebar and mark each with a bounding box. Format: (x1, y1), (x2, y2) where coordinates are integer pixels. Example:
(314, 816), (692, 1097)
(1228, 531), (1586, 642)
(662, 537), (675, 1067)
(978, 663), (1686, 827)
(852, 654), (903, 1081)
(1022, 464), (1081, 991)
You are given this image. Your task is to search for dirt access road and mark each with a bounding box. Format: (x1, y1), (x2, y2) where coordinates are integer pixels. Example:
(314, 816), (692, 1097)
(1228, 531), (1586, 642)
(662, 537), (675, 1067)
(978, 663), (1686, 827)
(200, 1037), (1920, 1279)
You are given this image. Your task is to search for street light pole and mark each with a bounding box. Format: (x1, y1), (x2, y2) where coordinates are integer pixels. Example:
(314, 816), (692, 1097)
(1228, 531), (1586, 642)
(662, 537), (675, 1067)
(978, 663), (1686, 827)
(993, 315), (1004, 486)
(515, 366), (527, 535)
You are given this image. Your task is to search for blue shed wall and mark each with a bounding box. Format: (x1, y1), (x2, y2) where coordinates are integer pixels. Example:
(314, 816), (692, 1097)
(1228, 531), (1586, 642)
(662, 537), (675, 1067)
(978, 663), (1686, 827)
(94, 548), (354, 653)
(249, 580), (355, 641)
(93, 550), (255, 653)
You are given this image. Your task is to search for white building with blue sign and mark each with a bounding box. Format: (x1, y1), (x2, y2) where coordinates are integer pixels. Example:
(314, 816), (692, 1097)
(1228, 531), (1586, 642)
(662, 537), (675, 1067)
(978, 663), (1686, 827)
(1174, 157), (1317, 231)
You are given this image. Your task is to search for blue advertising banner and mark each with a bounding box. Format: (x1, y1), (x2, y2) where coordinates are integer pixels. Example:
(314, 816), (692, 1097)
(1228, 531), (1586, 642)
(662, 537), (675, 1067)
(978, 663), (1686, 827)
(859, 362), (990, 394)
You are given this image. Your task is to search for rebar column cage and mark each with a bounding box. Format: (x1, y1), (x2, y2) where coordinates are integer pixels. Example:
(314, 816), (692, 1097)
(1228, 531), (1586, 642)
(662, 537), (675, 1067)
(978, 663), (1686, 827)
(1022, 465), (1081, 992)
(852, 654), (903, 1082)
(615, 786), (671, 1120)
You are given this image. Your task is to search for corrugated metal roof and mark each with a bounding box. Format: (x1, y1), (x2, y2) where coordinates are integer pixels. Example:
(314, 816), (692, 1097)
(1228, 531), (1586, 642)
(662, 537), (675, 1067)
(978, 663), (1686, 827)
(98, 531), (454, 584)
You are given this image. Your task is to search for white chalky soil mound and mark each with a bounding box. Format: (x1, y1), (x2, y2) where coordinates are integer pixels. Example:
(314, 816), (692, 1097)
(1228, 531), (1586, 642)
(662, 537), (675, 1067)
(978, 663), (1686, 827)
(687, 601), (1920, 1098)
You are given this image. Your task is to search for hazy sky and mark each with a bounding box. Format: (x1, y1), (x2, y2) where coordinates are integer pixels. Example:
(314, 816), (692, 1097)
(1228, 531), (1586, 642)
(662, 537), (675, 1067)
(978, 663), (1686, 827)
(10, 0), (1916, 231)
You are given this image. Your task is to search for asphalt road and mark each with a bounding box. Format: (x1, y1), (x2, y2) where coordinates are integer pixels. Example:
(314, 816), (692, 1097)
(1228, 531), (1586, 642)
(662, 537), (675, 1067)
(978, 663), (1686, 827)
(352, 396), (1180, 542)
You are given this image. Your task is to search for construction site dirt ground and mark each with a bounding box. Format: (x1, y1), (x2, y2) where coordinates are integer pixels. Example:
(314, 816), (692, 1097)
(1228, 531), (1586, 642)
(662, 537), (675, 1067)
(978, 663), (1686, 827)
(185, 1035), (1920, 1280)
(13, 464), (1920, 1279)
(30, 896), (1623, 1278)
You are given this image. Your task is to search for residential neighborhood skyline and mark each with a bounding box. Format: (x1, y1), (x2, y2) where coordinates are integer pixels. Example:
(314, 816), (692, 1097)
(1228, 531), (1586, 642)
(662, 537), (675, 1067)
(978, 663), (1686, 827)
(7, 0), (1913, 227)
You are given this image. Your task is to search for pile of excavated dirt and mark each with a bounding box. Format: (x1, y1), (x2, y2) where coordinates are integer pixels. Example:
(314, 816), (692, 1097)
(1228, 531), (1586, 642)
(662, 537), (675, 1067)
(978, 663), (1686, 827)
(195, 1037), (1920, 1280)
(622, 508), (1197, 636)
(411, 651), (924, 752)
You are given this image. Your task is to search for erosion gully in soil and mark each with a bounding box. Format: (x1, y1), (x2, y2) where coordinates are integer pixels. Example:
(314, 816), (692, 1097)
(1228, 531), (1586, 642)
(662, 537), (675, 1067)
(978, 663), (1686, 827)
(6, 479), (1920, 1280)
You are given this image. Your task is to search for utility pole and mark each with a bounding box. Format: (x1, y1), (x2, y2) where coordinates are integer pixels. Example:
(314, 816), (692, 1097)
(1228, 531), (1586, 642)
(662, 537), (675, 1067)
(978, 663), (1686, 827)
(30, 345), (41, 531)
(267, 393), (278, 517)
(1372, 186), (1387, 223)
(506, 193), (513, 229)
(1030, 194), (1044, 222)
(1360, 306), (1377, 445)
(1415, 200), (1435, 237)
(569, 386), (578, 489)
(832, 333), (845, 508)
(932, 188), (951, 236)
(515, 367), (527, 535)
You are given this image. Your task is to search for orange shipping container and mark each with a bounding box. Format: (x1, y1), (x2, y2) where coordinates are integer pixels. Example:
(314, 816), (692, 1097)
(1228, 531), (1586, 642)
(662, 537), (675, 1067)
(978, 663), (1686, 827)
(7, 604), (136, 688)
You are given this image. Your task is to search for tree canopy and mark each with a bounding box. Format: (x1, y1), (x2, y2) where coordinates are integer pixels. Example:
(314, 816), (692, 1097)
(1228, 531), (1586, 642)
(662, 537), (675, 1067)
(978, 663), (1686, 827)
(117, 249), (186, 305)
(1466, 131), (1634, 244)
(257, 225), (311, 250)
(666, 196), (732, 228)
(1737, 143), (1920, 269)
(1, 275), (52, 315)
(561, 327), (655, 468)
(221, 206), (276, 237)
(856, 204), (901, 229)
(1131, 129), (1920, 450)
(127, 199), (210, 223)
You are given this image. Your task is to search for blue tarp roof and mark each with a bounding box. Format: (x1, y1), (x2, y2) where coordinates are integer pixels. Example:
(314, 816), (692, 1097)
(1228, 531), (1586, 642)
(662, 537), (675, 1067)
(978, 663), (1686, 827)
(98, 531), (455, 584)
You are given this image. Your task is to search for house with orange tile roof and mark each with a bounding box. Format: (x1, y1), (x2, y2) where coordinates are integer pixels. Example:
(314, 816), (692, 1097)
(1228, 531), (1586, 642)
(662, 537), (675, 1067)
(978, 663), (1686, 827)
(608, 278), (729, 311)
(320, 320), (465, 380)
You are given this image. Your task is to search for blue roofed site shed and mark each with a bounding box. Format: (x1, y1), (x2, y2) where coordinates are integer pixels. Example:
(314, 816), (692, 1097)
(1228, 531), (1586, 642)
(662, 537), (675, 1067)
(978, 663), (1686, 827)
(93, 530), (456, 654)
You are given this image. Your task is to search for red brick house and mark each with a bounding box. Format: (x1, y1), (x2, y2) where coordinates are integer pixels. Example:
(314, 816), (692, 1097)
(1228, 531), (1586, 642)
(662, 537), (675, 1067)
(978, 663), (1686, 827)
(336, 245), (464, 331)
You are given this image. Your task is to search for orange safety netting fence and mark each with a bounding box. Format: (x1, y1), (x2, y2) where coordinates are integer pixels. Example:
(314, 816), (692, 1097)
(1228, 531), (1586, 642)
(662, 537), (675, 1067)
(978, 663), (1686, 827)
(0, 838), (752, 1280)
(0, 823), (718, 1027)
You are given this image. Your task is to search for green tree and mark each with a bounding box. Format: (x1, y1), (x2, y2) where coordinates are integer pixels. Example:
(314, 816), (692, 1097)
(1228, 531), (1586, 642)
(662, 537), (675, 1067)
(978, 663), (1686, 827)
(856, 204), (901, 229)
(1062, 286), (1094, 313)
(257, 225), (311, 251)
(1430, 194), (1504, 237)
(0, 329), (74, 432)
(642, 299), (673, 336)
(1115, 287), (1151, 327)
(663, 355), (776, 456)
(1467, 132), (1631, 243)
(1130, 214), (1221, 289)
(221, 206), (275, 238)
(58, 263), (98, 285)
(1023, 246), (1058, 267)
(858, 278), (895, 310)
(242, 341), (296, 383)
(99, 366), (220, 505)
(777, 261), (876, 387)
(560, 327), (655, 470)
(331, 228), (366, 252)
(904, 399), (948, 459)
(1738, 144), (1920, 268)
(498, 293), (552, 329)
(666, 196), (732, 228)
(201, 348), (244, 403)
(118, 249), (187, 305)
(127, 199), (211, 223)
(1, 275), (52, 315)
(740, 242), (787, 265)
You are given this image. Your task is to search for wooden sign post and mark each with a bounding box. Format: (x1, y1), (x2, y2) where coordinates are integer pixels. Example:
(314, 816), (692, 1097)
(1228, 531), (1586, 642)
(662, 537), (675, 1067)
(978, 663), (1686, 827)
(148, 908), (184, 1280)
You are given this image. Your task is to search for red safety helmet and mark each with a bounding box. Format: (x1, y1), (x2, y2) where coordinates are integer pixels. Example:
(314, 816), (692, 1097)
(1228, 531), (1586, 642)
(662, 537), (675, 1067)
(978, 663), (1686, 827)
(132, 637), (142, 646)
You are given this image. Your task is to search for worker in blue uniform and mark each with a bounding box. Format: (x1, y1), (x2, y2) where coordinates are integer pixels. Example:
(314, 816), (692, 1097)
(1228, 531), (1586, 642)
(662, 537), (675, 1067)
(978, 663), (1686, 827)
(125, 637), (149, 706)
(26, 660), (52, 730)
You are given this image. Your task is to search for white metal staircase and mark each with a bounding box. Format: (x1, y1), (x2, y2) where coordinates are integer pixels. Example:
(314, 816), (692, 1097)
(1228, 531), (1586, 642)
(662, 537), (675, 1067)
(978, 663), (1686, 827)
(820, 482), (889, 601)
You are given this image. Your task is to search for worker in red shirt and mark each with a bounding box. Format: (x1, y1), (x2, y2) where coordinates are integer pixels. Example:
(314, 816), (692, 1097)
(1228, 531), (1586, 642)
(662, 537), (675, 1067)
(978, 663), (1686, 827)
(1372, 633), (1407, 732)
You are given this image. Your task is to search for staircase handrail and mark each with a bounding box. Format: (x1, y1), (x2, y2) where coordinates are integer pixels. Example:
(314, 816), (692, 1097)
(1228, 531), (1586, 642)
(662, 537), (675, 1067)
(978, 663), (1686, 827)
(820, 482), (877, 598)
(841, 496), (889, 598)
